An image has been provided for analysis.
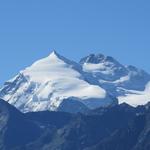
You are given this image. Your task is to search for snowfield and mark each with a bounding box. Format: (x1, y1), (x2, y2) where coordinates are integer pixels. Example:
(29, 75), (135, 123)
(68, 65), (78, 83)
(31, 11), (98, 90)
(118, 81), (150, 106)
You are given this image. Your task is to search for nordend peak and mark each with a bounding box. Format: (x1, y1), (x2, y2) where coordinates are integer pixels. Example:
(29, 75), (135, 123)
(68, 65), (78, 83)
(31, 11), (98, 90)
(80, 53), (150, 106)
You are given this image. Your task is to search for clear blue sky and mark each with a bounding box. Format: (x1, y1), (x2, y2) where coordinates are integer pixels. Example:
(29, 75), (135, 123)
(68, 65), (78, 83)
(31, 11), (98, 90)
(0, 0), (150, 85)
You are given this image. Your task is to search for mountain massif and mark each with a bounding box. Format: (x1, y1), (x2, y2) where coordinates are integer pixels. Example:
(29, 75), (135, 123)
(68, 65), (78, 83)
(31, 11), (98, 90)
(0, 51), (150, 150)
(0, 51), (150, 113)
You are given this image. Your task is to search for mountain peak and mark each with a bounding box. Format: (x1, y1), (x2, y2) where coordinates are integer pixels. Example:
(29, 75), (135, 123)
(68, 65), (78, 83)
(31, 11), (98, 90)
(48, 50), (60, 57)
(80, 53), (128, 82)
(46, 50), (63, 61)
(79, 53), (121, 65)
(80, 53), (105, 64)
(47, 50), (78, 65)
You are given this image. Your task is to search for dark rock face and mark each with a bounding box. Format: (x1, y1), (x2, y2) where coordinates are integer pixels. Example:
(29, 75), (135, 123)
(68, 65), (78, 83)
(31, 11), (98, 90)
(26, 111), (73, 129)
(0, 98), (150, 150)
(57, 98), (89, 114)
(80, 54), (106, 64)
(0, 99), (43, 150)
(0, 98), (73, 150)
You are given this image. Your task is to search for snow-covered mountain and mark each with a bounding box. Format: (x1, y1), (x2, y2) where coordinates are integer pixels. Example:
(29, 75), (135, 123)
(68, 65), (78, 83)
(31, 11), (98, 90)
(0, 51), (114, 113)
(0, 51), (150, 113)
(80, 53), (150, 106)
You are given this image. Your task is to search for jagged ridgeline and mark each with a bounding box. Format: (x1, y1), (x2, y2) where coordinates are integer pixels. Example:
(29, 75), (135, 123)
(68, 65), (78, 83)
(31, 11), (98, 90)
(0, 98), (150, 150)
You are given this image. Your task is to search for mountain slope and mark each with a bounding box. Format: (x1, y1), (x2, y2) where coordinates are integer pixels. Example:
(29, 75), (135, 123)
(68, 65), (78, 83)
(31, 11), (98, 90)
(0, 98), (43, 150)
(42, 104), (136, 150)
(0, 98), (150, 150)
(0, 51), (114, 113)
(23, 103), (150, 150)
